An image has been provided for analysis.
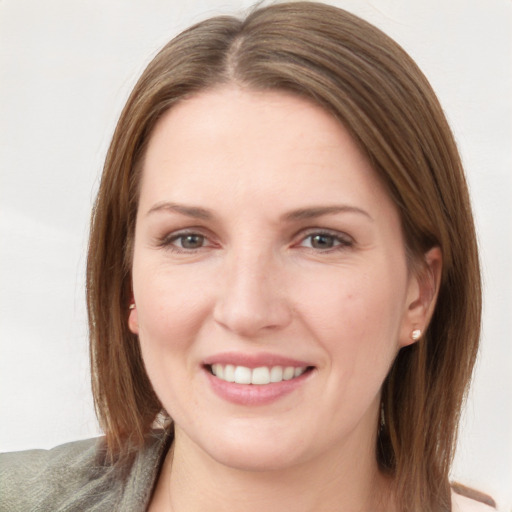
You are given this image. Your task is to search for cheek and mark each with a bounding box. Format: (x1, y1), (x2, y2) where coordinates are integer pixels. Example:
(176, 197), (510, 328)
(133, 261), (212, 348)
(133, 270), (211, 415)
(296, 263), (406, 365)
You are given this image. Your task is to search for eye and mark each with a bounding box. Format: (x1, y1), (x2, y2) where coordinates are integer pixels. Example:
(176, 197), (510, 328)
(298, 230), (353, 251)
(158, 231), (212, 253)
(307, 233), (338, 249)
(174, 233), (205, 250)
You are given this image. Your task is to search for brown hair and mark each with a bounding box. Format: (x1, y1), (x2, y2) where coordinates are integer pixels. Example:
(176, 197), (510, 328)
(87, 2), (481, 510)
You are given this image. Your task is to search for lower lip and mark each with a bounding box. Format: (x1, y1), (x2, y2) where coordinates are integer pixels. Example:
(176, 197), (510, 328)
(205, 368), (312, 406)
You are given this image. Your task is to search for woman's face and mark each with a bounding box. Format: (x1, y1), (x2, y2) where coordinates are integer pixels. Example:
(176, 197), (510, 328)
(129, 87), (425, 471)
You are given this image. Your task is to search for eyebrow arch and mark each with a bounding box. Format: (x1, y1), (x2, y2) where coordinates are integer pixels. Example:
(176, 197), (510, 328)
(282, 205), (373, 222)
(146, 202), (373, 222)
(146, 201), (213, 220)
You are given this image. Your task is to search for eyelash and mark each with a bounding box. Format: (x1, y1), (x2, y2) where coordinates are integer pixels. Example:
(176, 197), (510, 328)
(157, 228), (353, 254)
(158, 230), (212, 254)
(297, 229), (353, 252)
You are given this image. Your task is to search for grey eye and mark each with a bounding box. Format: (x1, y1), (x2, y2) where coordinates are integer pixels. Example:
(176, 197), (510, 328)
(178, 234), (205, 249)
(309, 234), (336, 249)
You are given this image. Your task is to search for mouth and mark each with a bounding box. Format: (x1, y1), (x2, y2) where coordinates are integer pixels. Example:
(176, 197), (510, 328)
(206, 364), (315, 385)
(202, 352), (316, 405)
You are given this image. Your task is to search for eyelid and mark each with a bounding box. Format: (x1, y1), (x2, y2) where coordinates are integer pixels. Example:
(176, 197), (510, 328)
(157, 227), (218, 252)
(154, 226), (353, 253)
(294, 227), (354, 249)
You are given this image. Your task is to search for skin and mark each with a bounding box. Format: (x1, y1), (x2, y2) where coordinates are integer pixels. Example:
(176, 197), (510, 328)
(128, 86), (441, 511)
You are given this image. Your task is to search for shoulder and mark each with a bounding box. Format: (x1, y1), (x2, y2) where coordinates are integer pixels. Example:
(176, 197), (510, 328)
(0, 436), (117, 511)
(0, 431), (170, 512)
(452, 485), (497, 512)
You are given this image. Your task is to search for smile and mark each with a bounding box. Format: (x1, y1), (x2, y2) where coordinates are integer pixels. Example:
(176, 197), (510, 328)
(209, 364), (309, 385)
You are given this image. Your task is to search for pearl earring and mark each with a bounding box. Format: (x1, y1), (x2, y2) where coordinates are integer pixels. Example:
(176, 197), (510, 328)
(411, 329), (422, 341)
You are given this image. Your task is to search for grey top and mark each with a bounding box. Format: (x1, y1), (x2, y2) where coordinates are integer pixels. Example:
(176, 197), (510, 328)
(0, 430), (171, 512)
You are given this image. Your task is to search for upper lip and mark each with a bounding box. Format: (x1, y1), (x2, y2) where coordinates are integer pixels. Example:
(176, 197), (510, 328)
(202, 351), (313, 369)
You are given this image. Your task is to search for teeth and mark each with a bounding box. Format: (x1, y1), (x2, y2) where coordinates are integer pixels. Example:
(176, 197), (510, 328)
(234, 366), (252, 384)
(224, 364), (235, 382)
(283, 366), (295, 380)
(270, 366), (283, 383)
(252, 367), (270, 385)
(210, 364), (308, 385)
(214, 364), (224, 379)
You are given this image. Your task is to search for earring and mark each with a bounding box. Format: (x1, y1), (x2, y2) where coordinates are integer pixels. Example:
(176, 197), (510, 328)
(411, 329), (422, 341)
(129, 301), (136, 310)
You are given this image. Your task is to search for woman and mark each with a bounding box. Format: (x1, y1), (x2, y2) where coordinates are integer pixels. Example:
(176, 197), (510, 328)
(0, 2), (497, 511)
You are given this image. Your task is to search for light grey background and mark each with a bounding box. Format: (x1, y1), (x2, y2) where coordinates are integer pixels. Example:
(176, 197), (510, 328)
(1, 0), (511, 509)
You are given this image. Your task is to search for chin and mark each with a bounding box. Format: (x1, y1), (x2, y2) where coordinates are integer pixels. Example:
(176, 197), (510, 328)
(208, 440), (304, 472)
(185, 420), (311, 472)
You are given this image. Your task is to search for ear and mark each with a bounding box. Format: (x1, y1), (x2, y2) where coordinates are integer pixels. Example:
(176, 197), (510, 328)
(399, 246), (442, 347)
(128, 305), (139, 335)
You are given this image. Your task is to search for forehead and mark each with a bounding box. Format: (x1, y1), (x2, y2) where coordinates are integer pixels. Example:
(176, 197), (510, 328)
(138, 86), (395, 221)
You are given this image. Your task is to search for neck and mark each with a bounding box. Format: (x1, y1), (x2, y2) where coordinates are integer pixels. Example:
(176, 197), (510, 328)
(152, 427), (394, 512)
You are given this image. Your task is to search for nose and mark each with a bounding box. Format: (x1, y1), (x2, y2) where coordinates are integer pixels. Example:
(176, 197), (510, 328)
(213, 250), (292, 338)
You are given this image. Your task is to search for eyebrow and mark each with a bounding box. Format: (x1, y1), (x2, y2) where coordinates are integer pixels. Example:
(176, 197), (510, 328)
(281, 206), (373, 222)
(146, 201), (213, 220)
(146, 202), (373, 222)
